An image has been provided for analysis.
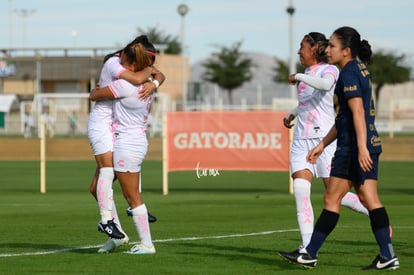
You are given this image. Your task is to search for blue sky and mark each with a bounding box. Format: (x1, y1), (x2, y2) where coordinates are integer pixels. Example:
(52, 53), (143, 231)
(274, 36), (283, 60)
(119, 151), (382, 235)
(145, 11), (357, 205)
(1, 0), (413, 65)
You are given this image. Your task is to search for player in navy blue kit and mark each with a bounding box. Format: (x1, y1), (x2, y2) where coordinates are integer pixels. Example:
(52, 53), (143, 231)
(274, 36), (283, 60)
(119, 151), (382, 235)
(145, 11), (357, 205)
(283, 32), (369, 255)
(278, 26), (399, 270)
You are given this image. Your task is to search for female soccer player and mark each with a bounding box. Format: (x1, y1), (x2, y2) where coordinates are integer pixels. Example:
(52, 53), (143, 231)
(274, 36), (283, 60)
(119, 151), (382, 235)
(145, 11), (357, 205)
(89, 37), (159, 254)
(278, 26), (399, 270)
(283, 32), (368, 253)
(88, 35), (164, 252)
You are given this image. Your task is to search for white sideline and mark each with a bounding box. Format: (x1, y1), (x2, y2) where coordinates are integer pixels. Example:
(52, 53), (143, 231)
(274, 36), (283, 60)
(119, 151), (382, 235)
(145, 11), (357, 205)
(0, 229), (298, 258)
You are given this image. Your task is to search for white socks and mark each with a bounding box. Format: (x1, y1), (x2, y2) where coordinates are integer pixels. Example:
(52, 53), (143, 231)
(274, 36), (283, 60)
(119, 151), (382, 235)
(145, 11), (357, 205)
(293, 178), (369, 248)
(341, 192), (369, 216)
(293, 178), (313, 247)
(131, 204), (153, 247)
(97, 167), (114, 223)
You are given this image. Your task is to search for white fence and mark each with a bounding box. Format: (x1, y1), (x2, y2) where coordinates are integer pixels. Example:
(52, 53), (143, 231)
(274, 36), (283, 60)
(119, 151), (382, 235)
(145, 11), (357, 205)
(1, 93), (414, 137)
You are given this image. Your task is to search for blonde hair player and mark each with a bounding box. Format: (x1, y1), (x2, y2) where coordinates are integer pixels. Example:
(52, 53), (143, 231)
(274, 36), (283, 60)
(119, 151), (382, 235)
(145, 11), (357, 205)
(89, 36), (161, 255)
(87, 35), (165, 253)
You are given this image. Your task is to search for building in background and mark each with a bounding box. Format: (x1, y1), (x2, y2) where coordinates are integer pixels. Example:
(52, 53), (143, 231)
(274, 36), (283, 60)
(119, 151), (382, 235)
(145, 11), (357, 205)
(0, 47), (188, 135)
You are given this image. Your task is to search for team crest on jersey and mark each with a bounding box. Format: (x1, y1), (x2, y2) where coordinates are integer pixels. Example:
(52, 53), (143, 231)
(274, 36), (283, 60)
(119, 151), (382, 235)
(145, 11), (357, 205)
(117, 159), (125, 168)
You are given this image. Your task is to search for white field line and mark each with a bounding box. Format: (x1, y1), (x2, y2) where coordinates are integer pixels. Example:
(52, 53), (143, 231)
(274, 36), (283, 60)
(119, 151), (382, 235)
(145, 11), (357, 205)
(0, 229), (299, 258)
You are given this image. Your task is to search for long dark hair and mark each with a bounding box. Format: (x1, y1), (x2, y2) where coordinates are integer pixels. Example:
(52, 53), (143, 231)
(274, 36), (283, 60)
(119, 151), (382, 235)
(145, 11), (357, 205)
(304, 32), (329, 63)
(333, 26), (372, 64)
(103, 35), (157, 68)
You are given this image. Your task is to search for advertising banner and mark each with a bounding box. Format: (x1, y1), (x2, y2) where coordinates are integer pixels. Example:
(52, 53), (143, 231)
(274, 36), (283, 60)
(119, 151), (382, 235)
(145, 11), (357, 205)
(165, 111), (289, 172)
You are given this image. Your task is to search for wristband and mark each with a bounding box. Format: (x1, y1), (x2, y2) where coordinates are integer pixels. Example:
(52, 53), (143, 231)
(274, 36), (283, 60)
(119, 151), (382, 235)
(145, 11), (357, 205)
(152, 80), (160, 89)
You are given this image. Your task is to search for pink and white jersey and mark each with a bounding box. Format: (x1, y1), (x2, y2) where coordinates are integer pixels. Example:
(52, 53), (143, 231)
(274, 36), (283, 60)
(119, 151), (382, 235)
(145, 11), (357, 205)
(88, 56), (126, 125)
(294, 63), (339, 139)
(99, 56), (127, 86)
(87, 56), (127, 155)
(109, 79), (153, 138)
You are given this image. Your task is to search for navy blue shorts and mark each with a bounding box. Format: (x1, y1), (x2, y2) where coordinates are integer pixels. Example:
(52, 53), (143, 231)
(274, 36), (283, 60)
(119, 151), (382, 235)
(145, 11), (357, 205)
(330, 153), (380, 185)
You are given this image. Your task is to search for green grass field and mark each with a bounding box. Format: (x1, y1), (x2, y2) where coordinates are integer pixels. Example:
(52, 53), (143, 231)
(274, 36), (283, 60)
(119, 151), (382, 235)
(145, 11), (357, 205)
(0, 160), (413, 274)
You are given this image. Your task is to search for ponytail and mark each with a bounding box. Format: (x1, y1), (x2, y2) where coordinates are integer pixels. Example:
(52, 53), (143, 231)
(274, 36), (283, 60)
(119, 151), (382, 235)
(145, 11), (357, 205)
(359, 39), (372, 64)
(133, 43), (152, 71)
(333, 26), (372, 64)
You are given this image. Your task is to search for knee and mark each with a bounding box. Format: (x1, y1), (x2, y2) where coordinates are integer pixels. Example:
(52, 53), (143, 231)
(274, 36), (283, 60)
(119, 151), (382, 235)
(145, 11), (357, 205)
(121, 189), (135, 205)
(123, 191), (142, 209)
(359, 195), (382, 211)
(357, 194), (367, 207)
(323, 192), (342, 209)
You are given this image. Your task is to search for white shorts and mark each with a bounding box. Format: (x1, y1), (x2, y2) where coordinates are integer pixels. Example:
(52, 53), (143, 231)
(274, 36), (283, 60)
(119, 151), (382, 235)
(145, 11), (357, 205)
(290, 138), (336, 178)
(87, 120), (114, 156)
(113, 135), (148, 173)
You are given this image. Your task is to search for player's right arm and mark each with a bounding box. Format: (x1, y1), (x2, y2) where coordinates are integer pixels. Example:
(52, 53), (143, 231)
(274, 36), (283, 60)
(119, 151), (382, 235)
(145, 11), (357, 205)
(138, 66), (166, 100)
(90, 79), (135, 101)
(89, 85), (115, 101)
(293, 73), (336, 91)
(151, 66), (166, 86)
(106, 55), (152, 85)
(283, 107), (297, 129)
(119, 66), (152, 85)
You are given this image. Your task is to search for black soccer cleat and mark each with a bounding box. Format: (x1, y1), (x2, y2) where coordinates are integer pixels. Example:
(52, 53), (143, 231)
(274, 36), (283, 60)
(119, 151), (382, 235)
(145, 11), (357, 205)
(97, 219), (125, 239)
(278, 249), (317, 269)
(126, 207), (132, 217)
(362, 254), (399, 270)
(126, 207), (157, 223)
(148, 212), (157, 223)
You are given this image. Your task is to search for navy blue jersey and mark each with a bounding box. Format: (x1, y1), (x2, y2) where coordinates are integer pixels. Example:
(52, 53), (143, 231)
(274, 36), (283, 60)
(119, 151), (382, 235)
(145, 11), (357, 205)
(334, 60), (382, 156)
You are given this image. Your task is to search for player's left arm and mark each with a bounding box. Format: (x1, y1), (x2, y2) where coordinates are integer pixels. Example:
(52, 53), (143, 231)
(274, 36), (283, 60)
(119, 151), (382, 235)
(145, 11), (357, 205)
(348, 96), (372, 172)
(151, 66), (166, 86)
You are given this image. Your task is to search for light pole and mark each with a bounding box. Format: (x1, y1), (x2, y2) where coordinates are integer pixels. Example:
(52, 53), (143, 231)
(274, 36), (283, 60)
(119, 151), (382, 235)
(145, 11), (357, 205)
(71, 29), (78, 47)
(177, 3), (189, 110)
(286, 1), (296, 99)
(14, 8), (36, 47)
(8, 0), (13, 48)
(35, 52), (42, 137)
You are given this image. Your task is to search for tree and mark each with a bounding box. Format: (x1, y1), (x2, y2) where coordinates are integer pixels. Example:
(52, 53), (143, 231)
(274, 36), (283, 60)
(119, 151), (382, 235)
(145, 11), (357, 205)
(367, 51), (411, 101)
(274, 51), (412, 103)
(202, 41), (253, 105)
(136, 26), (181, 55)
(273, 58), (303, 83)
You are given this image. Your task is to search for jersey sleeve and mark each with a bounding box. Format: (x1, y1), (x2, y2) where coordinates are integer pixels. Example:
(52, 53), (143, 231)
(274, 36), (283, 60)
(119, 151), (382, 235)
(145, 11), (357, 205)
(109, 79), (138, 98)
(106, 56), (127, 79)
(323, 65), (339, 81)
(341, 68), (362, 100)
(295, 64), (339, 91)
(295, 73), (335, 91)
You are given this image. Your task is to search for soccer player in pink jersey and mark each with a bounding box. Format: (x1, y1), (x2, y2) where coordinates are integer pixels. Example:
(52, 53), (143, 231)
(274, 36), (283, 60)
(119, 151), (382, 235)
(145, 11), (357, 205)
(89, 37), (160, 255)
(87, 35), (164, 253)
(279, 26), (398, 270)
(282, 32), (369, 254)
